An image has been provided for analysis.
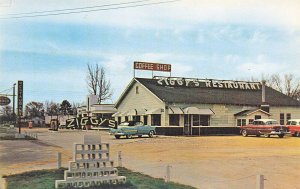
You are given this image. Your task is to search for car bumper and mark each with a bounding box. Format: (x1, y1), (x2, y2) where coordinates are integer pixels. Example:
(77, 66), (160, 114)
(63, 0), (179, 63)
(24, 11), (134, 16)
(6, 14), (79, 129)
(259, 131), (291, 135)
(109, 132), (125, 136)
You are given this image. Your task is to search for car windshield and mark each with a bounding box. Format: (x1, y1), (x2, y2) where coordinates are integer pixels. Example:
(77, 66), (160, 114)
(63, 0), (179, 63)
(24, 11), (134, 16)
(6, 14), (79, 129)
(265, 121), (278, 125)
(287, 121), (297, 125)
(118, 121), (144, 126)
(119, 122), (131, 126)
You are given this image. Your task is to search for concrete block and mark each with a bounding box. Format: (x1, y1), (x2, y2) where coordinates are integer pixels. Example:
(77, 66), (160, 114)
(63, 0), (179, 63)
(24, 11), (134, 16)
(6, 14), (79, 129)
(55, 135), (126, 188)
(15, 133), (25, 139)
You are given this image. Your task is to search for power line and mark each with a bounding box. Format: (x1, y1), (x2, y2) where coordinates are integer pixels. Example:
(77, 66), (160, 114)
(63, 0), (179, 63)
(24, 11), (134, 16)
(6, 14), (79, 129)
(0, 0), (181, 19)
(1, 0), (153, 16)
(0, 87), (13, 94)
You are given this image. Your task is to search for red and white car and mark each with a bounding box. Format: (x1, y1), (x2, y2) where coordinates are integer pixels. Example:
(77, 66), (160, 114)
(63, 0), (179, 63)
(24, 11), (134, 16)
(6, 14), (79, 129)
(286, 119), (300, 137)
(240, 119), (290, 138)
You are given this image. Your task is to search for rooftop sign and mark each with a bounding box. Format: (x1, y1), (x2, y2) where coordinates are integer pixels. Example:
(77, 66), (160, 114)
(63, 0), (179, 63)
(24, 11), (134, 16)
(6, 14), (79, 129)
(134, 61), (171, 72)
(156, 77), (261, 90)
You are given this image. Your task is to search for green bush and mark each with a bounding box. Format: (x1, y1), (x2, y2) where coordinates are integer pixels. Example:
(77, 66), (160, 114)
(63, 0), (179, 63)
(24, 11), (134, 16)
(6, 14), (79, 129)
(4, 167), (196, 189)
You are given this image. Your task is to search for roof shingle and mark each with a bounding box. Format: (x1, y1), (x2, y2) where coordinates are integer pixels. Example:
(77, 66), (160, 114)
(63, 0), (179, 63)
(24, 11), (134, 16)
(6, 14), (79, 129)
(136, 78), (300, 107)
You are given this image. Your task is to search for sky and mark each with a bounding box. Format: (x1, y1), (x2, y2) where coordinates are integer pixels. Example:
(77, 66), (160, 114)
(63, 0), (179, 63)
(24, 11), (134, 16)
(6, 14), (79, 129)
(0, 0), (300, 106)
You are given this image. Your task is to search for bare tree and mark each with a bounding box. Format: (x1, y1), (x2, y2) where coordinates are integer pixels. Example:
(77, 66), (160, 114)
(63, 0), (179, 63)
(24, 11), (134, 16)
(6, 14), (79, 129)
(25, 101), (44, 118)
(86, 64), (113, 104)
(87, 64), (99, 95)
(0, 105), (12, 116)
(0, 105), (13, 123)
(249, 73), (300, 100)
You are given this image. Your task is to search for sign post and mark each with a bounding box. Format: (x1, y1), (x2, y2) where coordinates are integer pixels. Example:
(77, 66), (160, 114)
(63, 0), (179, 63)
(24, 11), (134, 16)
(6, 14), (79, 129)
(17, 80), (23, 134)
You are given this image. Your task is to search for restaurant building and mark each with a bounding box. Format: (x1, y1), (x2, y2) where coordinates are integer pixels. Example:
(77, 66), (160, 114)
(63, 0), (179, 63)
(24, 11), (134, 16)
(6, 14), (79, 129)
(113, 76), (300, 135)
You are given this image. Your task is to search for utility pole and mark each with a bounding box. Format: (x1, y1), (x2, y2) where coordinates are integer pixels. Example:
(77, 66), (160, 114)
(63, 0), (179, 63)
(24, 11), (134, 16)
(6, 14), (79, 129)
(13, 83), (16, 123)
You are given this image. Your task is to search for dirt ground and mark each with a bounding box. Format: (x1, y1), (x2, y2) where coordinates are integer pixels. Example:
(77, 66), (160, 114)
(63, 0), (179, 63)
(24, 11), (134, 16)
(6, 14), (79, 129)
(1, 128), (300, 189)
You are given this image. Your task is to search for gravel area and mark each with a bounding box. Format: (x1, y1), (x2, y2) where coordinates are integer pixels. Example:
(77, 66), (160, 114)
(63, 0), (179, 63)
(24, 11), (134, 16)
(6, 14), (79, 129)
(1, 128), (300, 189)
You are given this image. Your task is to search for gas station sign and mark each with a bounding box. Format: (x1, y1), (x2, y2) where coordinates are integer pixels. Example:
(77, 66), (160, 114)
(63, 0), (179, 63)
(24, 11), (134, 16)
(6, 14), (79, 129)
(17, 80), (23, 116)
(0, 96), (11, 106)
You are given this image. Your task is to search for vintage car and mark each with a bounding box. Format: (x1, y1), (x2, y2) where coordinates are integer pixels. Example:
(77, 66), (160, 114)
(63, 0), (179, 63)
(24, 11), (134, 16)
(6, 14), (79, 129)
(286, 119), (300, 137)
(240, 119), (290, 138)
(109, 121), (156, 139)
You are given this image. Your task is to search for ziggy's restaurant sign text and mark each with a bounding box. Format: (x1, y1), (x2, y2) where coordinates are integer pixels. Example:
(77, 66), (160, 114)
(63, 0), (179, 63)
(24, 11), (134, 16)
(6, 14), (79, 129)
(157, 77), (261, 90)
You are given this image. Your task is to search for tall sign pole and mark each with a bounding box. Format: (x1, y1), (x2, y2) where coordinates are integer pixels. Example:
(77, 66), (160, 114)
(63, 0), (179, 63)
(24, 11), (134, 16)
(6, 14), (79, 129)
(13, 83), (16, 123)
(17, 80), (23, 134)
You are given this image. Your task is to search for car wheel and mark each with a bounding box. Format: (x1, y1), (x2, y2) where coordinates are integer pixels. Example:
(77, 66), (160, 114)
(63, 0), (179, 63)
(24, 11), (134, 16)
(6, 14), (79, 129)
(296, 132), (300, 137)
(115, 135), (121, 139)
(148, 131), (154, 138)
(264, 134), (270, 138)
(278, 134), (284, 138)
(126, 135), (132, 139)
(241, 130), (248, 137)
(138, 135), (142, 138)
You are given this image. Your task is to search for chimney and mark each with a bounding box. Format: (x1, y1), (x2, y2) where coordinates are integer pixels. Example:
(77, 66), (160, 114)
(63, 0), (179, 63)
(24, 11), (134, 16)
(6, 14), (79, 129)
(260, 80), (270, 113)
(261, 80), (266, 103)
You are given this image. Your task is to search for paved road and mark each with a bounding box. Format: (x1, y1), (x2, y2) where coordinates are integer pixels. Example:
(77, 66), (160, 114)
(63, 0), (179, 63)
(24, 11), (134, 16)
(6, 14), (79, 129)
(1, 128), (300, 189)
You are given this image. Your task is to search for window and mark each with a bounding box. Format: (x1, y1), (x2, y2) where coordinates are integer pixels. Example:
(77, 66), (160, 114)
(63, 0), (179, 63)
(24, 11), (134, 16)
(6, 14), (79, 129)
(143, 115), (148, 125)
(169, 114), (180, 126)
(287, 113), (291, 121)
(184, 115), (210, 126)
(117, 117), (121, 124)
(135, 86), (139, 94)
(237, 119), (246, 126)
(280, 113), (284, 125)
(184, 115), (192, 126)
(192, 115), (200, 126)
(125, 116), (128, 122)
(151, 115), (161, 126)
(133, 116), (140, 122)
(249, 119), (254, 124)
(254, 115), (261, 120)
(200, 115), (210, 126)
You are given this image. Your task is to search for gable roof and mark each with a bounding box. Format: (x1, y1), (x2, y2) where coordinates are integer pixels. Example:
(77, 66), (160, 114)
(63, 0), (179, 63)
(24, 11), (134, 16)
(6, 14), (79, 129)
(234, 109), (271, 116)
(134, 78), (300, 107)
(114, 78), (163, 108)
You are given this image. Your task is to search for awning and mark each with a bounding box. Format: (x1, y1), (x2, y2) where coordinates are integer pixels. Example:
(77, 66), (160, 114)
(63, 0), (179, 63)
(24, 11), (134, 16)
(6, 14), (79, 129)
(136, 108), (147, 115)
(183, 107), (214, 115)
(119, 111), (129, 116)
(112, 112), (120, 117)
(125, 109), (148, 116)
(126, 109), (137, 116)
(145, 108), (162, 115)
(168, 107), (184, 114)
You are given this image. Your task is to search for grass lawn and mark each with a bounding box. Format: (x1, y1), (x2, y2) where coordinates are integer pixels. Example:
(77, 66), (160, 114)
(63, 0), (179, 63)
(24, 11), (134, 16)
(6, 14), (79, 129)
(4, 167), (196, 189)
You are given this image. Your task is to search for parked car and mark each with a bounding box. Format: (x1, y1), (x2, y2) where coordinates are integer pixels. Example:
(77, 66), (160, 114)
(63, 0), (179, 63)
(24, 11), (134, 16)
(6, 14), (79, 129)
(240, 119), (290, 138)
(286, 119), (300, 137)
(109, 121), (156, 139)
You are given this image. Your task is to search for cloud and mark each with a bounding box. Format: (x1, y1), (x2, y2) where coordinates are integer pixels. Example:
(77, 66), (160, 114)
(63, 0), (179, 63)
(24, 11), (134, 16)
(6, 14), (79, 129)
(2, 0), (300, 30)
(236, 55), (289, 77)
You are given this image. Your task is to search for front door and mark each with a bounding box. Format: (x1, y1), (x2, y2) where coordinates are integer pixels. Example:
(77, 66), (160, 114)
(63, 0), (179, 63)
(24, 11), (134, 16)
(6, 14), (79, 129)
(184, 115), (192, 135)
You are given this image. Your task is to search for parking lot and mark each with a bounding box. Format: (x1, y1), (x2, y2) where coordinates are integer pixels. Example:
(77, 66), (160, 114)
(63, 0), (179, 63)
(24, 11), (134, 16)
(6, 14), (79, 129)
(1, 128), (300, 189)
